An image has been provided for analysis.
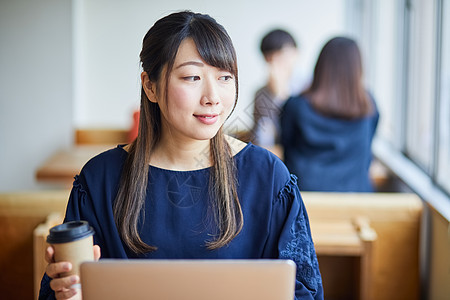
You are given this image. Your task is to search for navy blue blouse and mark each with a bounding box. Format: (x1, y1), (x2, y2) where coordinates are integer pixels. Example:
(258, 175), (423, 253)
(39, 143), (323, 300)
(281, 95), (379, 192)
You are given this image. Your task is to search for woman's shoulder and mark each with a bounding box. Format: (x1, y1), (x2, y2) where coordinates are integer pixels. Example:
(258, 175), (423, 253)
(225, 134), (247, 156)
(283, 94), (310, 110)
(81, 145), (128, 175)
(233, 141), (290, 180)
(366, 90), (379, 115)
(233, 142), (295, 203)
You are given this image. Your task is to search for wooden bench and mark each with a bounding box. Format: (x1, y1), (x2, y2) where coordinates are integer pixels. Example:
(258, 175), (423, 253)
(303, 192), (423, 300)
(0, 191), (69, 299)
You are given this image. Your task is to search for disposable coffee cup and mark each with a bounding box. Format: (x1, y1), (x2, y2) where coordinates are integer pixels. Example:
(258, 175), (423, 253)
(47, 220), (95, 278)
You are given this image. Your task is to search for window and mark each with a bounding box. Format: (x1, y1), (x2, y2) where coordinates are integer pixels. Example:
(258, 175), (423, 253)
(404, 0), (437, 173)
(367, 0), (402, 146)
(436, 0), (450, 193)
(352, 0), (450, 196)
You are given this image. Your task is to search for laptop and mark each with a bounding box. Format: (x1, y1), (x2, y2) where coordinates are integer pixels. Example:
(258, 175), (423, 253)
(80, 259), (296, 300)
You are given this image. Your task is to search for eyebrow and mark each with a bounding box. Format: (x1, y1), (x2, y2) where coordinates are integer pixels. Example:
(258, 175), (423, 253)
(175, 61), (204, 69)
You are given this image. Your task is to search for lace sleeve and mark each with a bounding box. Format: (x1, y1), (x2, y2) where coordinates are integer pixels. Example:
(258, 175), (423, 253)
(276, 175), (323, 300)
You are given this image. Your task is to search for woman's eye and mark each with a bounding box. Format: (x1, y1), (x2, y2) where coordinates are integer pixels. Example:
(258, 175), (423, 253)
(183, 76), (200, 81)
(219, 75), (233, 81)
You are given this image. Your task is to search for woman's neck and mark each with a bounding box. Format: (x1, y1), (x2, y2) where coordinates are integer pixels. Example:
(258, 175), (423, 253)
(123, 134), (246, 171)
(149, 137), (212, 171)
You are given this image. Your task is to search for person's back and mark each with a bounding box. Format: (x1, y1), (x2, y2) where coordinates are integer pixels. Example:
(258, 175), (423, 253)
(282, 95), (378, 192)
(281, 37), (379, 192)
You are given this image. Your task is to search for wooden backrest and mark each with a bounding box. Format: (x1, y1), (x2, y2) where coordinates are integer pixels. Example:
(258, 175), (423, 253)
(302, 192), (423, 300)
(75, 128), (129, 145)
(0, 191), (69, 300)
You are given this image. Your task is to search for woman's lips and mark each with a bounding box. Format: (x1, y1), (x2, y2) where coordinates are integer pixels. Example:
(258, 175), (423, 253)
(194, 114), (219, 125)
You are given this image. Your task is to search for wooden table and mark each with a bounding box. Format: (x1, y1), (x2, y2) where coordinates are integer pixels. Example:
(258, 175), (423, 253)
(35, 145), (116, 186)
(36, 143), (389, 189)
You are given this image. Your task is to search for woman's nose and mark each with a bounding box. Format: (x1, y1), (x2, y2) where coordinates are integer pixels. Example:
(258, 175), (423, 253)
(201, 78), (220, 105)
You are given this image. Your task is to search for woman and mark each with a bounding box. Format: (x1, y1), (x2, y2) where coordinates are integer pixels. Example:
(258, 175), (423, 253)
(40, 11), (322, 300)
(281, 37), (379, 192)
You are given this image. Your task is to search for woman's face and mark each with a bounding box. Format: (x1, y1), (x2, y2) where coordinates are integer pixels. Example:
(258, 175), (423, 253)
(154, 38), (236, 143)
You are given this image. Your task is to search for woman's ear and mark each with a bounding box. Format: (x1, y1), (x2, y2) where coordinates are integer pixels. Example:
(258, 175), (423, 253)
(141, 71), (157, 103)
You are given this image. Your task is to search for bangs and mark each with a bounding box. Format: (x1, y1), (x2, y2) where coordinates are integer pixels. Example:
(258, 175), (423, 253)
(189, 20), (237, 76)
(159, 12), (239, 112)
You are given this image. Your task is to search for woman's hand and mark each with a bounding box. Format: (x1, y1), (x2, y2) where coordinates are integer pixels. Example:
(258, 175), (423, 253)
(45, 245), (101, 300)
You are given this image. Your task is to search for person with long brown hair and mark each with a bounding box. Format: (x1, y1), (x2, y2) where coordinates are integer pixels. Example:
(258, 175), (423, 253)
(39, 11), (322, 300)
(281, 36), (379, 192)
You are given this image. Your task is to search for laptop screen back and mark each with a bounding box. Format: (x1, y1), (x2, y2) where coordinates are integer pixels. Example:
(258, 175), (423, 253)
(80, 259), (296, 300)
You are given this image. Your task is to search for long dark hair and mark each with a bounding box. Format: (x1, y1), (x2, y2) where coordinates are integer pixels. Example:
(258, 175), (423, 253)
(304, 36), (372, 119)
(113, 11), (242, 254)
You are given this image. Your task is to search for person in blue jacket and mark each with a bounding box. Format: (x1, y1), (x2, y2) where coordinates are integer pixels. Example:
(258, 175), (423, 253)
(281, 37), (379, 192)
(39, 11), (323, 300)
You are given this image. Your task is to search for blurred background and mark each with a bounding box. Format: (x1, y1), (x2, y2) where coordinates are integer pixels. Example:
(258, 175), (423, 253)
(0, 0), (350, 190)
(0, 0), (449, 299)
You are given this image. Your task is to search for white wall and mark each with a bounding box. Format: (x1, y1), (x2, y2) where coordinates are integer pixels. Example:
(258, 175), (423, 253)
(74, 0), (348, 131)
(0, 0), (349, 191)
(0, 0), (73, 191)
